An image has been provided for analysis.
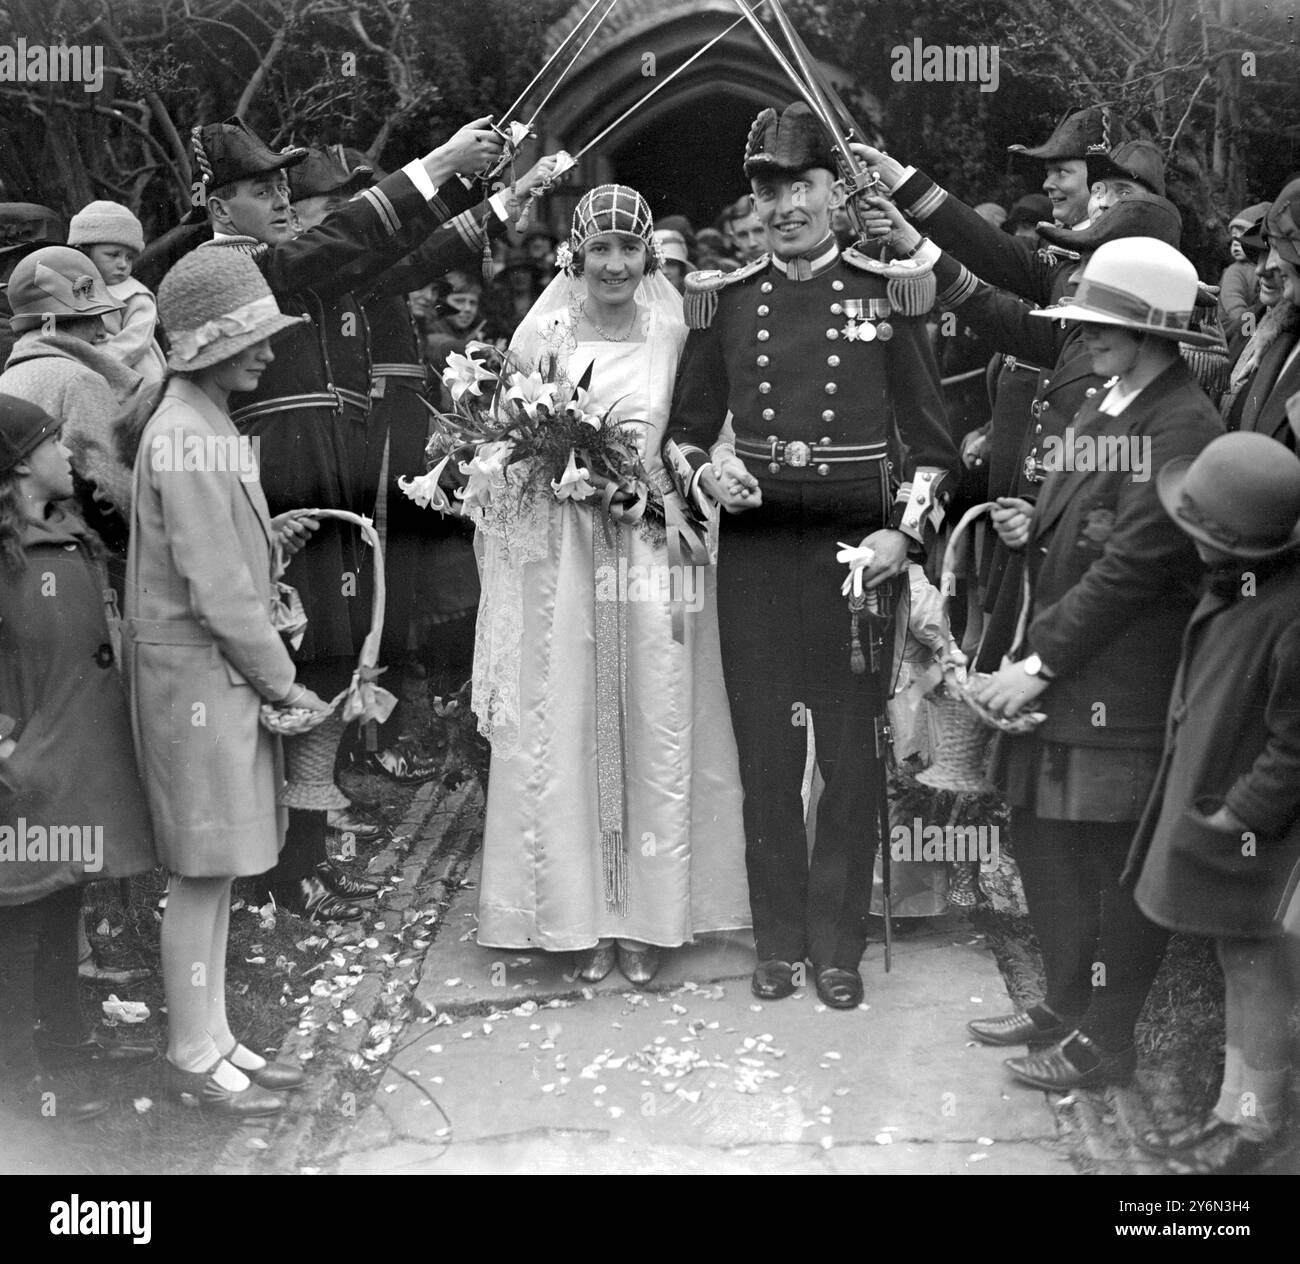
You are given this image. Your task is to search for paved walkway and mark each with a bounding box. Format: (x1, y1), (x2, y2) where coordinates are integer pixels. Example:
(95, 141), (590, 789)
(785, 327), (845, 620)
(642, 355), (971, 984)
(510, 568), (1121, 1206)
(326, 852), (1073, 1175)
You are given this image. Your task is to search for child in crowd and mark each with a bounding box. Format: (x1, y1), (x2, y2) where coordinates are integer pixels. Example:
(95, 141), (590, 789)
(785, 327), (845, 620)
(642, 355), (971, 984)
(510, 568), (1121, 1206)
(1131, 432), (1300, 1174)
(68, 201), (167, 386)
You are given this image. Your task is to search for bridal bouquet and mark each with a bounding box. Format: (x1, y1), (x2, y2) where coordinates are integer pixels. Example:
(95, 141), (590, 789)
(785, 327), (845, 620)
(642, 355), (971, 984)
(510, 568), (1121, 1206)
(398, 342), (662, 523)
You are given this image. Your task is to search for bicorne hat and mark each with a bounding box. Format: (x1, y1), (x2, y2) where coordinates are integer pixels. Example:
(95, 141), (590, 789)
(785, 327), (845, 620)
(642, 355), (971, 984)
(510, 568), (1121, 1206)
(744, 103), (837, 178)
(191, 117), (308, 194)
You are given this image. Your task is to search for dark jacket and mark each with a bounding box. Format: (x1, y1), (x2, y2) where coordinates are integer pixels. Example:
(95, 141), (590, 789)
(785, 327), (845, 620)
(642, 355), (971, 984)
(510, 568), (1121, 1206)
(1021, 359), (1223, 747)
(1126, 550), (1300, 936)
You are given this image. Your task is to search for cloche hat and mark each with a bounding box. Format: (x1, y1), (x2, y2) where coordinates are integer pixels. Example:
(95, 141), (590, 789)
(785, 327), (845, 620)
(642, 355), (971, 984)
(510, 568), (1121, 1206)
(6, 246), (123, 330)
(158, 245), (306, 372)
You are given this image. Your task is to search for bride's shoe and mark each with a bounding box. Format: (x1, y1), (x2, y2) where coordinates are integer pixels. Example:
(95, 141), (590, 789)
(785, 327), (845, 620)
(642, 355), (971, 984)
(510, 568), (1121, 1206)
(617, 941), (661, 986)
(575, 940), (617, 983)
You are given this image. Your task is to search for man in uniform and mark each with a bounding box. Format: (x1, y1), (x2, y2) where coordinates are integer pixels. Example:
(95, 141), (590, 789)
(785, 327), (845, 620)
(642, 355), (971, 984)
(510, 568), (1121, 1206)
(663, 103), (956, 1009)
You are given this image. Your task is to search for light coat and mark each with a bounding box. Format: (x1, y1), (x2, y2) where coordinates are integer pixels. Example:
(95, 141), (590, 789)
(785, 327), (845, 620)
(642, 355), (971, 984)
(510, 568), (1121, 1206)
(125, 376), (296, 876)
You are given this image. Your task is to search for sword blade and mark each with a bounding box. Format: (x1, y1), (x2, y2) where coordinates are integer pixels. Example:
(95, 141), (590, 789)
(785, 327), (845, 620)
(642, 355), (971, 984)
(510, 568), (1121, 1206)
(499, 0), (612, 124)
(571, 14), (749, 163)
(522, 0), (622, 128)
(729, 0), (833, 134)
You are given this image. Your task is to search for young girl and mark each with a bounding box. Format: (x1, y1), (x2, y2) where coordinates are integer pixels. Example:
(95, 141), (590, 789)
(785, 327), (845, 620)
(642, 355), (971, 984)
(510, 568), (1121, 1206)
(0, 394), (155, 1122)
(128, 246), (327, 1116)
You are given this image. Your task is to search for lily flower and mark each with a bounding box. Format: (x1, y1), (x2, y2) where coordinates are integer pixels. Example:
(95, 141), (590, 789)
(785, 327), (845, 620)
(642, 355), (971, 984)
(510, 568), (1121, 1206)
(457, 441), (511, 510)
(506, 369), (558, 420)
(398, 452), (456, 514)
(551, 449), (597, 502)
(443, 350), (496, 403)
(565, 386), (603, 429)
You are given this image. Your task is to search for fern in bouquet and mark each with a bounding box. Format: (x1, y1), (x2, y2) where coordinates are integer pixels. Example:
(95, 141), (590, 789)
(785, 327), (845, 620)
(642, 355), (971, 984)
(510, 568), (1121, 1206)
(398, 341), (664, 523)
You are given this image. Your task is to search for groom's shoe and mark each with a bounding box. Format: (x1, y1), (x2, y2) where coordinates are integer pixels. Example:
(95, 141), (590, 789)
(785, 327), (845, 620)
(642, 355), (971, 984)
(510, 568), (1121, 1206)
(751, 959), (797, 1000)
(814, 966), (864, 1010)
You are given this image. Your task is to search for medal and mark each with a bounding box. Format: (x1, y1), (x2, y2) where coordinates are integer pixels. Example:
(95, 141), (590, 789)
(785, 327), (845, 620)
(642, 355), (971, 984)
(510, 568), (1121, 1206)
(841, 297), (864, 341)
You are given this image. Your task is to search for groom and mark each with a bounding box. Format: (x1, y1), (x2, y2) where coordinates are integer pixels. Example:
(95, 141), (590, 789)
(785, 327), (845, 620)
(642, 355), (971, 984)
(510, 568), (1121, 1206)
(663, 104), (956, 1008)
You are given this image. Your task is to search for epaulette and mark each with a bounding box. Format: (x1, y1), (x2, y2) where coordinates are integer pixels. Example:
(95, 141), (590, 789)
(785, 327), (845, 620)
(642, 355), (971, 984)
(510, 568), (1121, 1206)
(200, 235), (268, 260)
(1036, 243), (1081, 265)
(841, 247), (935, 317)
(683, 255), (767, 329)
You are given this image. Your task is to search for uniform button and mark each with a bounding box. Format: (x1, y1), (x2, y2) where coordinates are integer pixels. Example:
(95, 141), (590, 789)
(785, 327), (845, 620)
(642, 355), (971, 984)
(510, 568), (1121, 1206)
(94, 644), (114, 669)
(822, 410), (835, 423)
(1041, 401), (1050, 411)
(830, 302), (843, 315)
(757, 304), (770, 316)
(760, 281), (773, 294)
(1085, 388), (1097, 398)
(762, 407), (775, 421)
(832, 280), (845, 291)
(1035, 423), (1042, 434)
(826, 328), (839, 340)
(825, 382), (837, 395)
(759, 381), (772, 394)
(819, 435), (832, 445)
(757, 329), (770, 341)
(817, 463), (830, 476)
(756, 354), (770, 367)
(827, 354), (840, 367)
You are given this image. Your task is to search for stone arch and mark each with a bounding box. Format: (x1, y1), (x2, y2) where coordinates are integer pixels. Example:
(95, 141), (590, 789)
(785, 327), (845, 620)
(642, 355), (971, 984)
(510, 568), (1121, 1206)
(534, 0), (878, 234)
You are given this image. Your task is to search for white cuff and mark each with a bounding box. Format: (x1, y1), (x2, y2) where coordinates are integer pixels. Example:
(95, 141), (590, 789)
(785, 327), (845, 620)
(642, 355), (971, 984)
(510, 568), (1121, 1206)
(893, 164), (918, 193)
(402, 159), (438, 202)
(914, 238), (942, 267)
(488, 192), (510, 222)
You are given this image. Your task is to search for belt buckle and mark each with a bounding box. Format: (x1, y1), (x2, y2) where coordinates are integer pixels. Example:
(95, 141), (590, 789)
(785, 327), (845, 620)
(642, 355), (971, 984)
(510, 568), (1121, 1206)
(785, 440), (811, 468)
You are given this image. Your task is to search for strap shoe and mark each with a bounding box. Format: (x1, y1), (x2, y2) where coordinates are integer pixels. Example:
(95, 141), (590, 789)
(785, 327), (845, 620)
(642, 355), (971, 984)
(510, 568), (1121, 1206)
(316, 861), (380, 902)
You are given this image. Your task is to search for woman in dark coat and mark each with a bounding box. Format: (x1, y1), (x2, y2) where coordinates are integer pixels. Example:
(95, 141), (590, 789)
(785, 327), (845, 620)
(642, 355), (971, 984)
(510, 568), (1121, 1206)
(1127, 433), (1300, 1174)
(968, 238), (1223, 1089)
(0, 394), (155, 1122)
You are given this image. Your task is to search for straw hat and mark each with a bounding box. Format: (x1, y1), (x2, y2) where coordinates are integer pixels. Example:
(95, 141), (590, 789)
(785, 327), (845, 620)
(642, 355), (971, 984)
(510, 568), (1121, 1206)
(1029, 237), (1223, 347)
(1157, 432), (1300, 559)
(157, 245), (306, 372)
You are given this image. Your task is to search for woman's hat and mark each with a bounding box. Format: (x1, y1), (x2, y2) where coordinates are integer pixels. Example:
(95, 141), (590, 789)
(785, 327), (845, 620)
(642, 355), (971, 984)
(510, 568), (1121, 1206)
(157, 244), (306, 372)
(1264, 178), (1300, 266)
(68, 200), (146, 253)
(561, 184), (656, 273)
(0, 394), (59, 475)
(1157, 432), (1300, 558)
(1029, 237), (1222, 347)
(0, 203), (66, 257)
(1037, 190), (1182, 252)
(652, 229), (690, 265)
(6, 246), (124, 330)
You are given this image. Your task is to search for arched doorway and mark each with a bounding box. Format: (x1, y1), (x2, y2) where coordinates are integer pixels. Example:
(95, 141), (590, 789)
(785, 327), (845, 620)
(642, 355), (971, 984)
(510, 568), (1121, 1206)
(533, 0), (878, 242)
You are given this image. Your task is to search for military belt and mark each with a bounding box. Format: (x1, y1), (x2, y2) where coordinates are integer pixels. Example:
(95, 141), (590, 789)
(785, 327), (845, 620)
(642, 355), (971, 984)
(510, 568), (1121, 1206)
(334, 386), (373, 413)
(371, 362), (428, 380)
(734, 434), (888, 477)
(230, 393), (340, 425)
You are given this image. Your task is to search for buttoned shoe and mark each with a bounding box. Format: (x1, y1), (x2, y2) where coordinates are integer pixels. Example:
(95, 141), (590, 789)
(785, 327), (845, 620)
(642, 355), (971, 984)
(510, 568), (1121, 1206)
(751, 959), (797, 1000)
(221, 1044), (305, 1092)
(814, 966), (863, 1009)
(617, 942), (661, 986)
(1004, 1031), (1136, 1090)
(968, 1008), (1076, 1047)
(575, 940), (617, 983)
(316, 860), (381, 901)
(165, 1059), (285, 1117)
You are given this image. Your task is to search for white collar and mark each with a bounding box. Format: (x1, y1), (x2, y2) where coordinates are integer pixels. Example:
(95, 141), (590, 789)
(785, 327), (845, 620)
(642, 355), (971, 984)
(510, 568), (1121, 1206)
(769, 237), (840, 282)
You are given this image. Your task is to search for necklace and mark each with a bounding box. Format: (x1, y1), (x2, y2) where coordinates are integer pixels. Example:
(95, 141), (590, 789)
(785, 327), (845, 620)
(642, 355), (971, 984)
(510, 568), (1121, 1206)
(583, 299), (635, 342)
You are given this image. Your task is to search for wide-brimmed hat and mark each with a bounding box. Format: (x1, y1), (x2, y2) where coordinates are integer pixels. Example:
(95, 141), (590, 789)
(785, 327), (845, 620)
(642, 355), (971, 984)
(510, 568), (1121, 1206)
(1232, 201), (1272, 253)
(0, 203), (65, 257)
(1037, 190), (1182, 252)
(652, 229), (690, 266)
(191, 117), (308, 194)
(0, 394), (59, 475)
(1157, 433), (1300, 558)
(289, 146), (374, 201)
(6, 246), (123, 330)
(1008, 107), (1107, 162)
(1264, 178), (1300, 266)
(744, 102), (837, 177)
(1085, 139), (1166, 197)
(158, 245), (306, 372)
(1030, 237), (1223, 347)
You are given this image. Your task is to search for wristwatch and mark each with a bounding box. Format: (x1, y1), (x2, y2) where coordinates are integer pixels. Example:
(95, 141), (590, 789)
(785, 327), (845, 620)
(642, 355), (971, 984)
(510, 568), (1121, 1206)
(1021, 653), (1053, 679)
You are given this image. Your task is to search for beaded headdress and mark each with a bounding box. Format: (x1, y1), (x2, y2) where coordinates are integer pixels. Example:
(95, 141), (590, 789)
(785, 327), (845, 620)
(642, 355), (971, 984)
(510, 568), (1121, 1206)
(558, 184), (659, 274)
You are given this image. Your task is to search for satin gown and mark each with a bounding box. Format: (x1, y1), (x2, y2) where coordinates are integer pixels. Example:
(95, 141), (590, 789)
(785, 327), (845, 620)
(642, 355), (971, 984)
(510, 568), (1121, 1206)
(475, 336), (751, 950)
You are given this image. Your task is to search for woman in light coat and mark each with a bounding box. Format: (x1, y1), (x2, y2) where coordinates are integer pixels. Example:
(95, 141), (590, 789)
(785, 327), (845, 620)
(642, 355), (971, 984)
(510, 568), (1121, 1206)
(127, 247), (328, 1116)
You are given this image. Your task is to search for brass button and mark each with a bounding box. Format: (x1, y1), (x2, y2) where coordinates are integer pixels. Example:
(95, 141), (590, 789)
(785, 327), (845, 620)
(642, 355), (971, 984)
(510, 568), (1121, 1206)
(1034, 423), (1042, 434)
(830, 302), (843, 315)
(827, 355), (840, 367)
(1085, 388), (1097, 398)
(757, 329), (770, 341)
(756, 354), (769, 367)
(759, 381), (772, 394)
(819, 435), (832, 445)
(760, 281), (773, 294)
(825, 382), (838, 395)
(826, 328), (839, 340)
(769, 461), (781, 474)
(832, 280), (845, 291)
(1041, 401), (1050, 410)
(817, 463), (830, 477)
(822, 410), (835, 423)
(757, 304), (770, 316)
(762, 408), (775, 421)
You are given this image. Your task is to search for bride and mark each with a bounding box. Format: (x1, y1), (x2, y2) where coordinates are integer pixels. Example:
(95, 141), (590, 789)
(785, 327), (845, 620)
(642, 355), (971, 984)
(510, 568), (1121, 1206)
(473, 185), (749, 984)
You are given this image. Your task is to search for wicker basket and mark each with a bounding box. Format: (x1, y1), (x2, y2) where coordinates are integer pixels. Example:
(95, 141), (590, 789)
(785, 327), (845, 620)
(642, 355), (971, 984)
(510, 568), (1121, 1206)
(929, 501), (1046, 742)
(259, 509), (398, 735)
